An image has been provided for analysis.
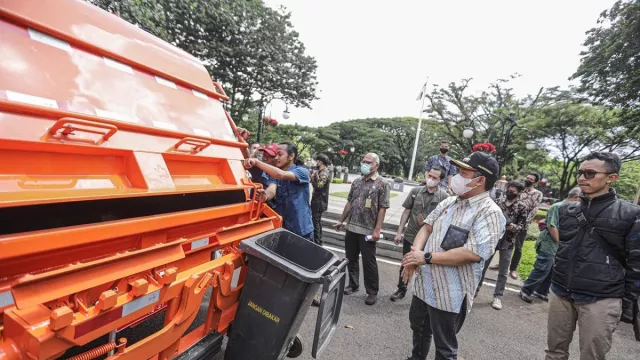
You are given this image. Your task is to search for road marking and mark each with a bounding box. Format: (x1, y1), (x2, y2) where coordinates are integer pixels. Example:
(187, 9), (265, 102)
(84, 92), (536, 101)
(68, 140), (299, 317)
(322, 245), (520, 293)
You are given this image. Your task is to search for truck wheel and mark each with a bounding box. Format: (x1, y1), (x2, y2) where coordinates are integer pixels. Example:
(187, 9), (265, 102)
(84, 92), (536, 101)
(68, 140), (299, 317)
(286, 336), (303, 358)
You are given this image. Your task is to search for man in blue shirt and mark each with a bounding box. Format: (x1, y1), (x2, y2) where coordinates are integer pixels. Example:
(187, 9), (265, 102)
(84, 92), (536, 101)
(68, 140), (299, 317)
(423, 141), (458, 191)
(244, 141), (314, 241)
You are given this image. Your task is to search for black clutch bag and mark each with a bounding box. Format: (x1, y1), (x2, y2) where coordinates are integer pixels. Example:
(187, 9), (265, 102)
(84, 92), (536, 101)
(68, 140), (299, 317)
(440, 224), (470, 251)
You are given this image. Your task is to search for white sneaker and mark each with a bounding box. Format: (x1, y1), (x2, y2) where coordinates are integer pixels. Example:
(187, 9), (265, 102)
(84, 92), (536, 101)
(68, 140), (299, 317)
(491, 297), (503, 310)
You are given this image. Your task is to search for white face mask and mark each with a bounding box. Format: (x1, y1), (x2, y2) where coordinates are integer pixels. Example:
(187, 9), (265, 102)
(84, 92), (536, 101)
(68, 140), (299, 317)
(426, 178), (440, 188)
(450, 174), (480, 196)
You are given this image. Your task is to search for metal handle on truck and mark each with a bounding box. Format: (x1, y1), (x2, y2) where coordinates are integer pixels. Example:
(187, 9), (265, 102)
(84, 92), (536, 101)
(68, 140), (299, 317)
(169, 137), (212, 154)
(48, 117), (118, 145)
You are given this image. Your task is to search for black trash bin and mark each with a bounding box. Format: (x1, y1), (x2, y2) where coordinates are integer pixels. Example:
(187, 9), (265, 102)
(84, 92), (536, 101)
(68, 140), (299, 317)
(224, 228), (347, 360)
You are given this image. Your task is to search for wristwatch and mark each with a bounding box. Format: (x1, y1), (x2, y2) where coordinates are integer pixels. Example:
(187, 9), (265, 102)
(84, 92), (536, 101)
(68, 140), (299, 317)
(423, 252), (433, 264)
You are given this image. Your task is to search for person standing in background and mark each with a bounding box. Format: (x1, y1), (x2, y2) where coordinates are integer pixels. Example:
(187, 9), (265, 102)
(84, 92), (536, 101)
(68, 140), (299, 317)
(311, 153), (332, 245)
(476, 181), (528, 310)
(520, 187), (581, 303)
(333, 153), (390, 305)
(507, 172), (543, 279)
(390, 166), (449, 302)
(424, 141), (458, 192)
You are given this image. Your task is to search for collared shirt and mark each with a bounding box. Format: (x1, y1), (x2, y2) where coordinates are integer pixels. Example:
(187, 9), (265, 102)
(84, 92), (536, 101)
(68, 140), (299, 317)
(414, 192), (506, 313)
(496, 198), (528, 250)
(262, 173), (279, 213)
(275, 164), (314, 237)
(536, 201), (563, 256)
(424, 154), (459, 188)
(402, 186), (449, 243)
(346, 173), (391, 235)
(519, 187), (543, 223)
(311, 167), (332, 212)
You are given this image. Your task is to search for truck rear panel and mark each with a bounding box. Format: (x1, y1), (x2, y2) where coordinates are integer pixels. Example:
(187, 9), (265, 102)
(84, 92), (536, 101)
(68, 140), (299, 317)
(0, 1), (281, 359)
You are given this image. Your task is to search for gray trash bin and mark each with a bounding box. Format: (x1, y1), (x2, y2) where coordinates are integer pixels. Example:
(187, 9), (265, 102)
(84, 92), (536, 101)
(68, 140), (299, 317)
(224, 229), (347, 360)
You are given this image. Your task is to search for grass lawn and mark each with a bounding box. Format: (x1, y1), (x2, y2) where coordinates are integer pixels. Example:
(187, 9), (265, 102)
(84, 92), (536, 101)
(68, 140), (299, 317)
(330, 191), (399, 199)
(517, 240), (537, 280)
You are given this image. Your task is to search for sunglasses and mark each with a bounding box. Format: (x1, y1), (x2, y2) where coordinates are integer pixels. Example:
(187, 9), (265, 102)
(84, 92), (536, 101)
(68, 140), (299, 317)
(576, 170), (613, 179)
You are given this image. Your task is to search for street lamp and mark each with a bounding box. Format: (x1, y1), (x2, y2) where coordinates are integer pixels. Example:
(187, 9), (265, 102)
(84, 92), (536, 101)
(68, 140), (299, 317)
(256, 97), (289, 143)
(462, 113), (534, 174)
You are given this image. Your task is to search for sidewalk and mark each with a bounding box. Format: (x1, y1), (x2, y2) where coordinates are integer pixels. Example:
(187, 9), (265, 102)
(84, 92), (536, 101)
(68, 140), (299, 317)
(323, 176), (524, 288)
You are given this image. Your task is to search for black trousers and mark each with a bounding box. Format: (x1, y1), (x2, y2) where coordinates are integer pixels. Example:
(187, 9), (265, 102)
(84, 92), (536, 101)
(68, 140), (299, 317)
(397, 238), (413, 291)
(311, 203), (325, 245)
(509, 229), (527, 272)
(345, 230), (379, 295)
(409, 295), (467, 360)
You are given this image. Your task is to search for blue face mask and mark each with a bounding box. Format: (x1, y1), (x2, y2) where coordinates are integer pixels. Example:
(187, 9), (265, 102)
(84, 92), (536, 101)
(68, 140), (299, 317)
(360, 163), (372, 175)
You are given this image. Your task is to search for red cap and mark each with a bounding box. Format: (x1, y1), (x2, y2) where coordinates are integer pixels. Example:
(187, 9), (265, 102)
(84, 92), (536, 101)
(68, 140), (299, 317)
(259, 143), (278, 157)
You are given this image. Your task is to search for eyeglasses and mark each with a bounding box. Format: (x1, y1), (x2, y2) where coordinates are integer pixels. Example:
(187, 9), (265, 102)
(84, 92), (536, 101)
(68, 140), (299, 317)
(576, 170), (613, 179)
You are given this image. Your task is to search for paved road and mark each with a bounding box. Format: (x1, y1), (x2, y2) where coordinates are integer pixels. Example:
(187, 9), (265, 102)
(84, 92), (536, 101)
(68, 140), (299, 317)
(216, 247), (639, 360)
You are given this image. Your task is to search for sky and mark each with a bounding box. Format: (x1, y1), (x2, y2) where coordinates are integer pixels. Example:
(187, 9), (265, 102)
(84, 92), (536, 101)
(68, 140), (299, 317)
(262, 0), (617, 128)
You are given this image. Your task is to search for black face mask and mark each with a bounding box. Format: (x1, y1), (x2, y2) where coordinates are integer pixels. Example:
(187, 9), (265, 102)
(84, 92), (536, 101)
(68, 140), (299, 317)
(524, 180), (533, 187)
(440, 148), (449, 154)
(506, 192), (518, 200)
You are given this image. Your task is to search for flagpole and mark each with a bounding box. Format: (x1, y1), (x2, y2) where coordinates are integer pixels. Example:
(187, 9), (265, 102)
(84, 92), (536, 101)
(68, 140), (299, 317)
(408, 78), (428, 181)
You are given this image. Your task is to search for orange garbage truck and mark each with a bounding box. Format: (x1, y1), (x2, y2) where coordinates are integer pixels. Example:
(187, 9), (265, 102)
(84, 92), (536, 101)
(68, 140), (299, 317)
(0, 1), (346, 359)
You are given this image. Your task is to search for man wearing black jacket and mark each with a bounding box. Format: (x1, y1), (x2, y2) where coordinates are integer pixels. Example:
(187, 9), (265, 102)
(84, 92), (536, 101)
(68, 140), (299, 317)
(546, 152), (640, 360)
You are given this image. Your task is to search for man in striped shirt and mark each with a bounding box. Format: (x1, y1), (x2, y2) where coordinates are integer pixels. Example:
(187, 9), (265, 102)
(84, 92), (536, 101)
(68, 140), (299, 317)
(401, 152), (506, 360)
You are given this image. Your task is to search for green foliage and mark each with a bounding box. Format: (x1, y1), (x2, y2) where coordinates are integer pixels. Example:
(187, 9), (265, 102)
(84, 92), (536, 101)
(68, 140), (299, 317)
(423, 76), (563, 170)
(534, 209), (547, 222)
(526, 222), (541, 242)
(526, 101), (640, 197)
(87, 0), (318, 122)
(330, 191), (349, 198)
(572, 0), (640, 117)
(305, 117), (448, 179)
(616, 161), (640, 201)
(331, 178), (344, 184)
(517, 240), (537, 280)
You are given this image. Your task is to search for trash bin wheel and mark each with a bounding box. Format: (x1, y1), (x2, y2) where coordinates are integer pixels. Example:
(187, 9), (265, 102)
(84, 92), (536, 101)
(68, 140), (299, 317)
(286, 336), (303, 358)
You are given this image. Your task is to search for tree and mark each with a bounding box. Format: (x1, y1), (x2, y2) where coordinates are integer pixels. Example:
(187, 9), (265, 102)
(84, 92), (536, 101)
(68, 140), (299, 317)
(423, 76), (564, 173)
(527, 102), (640, 197)
(87, 0), (318, 122)
(303, 118), (447, 178)
(617, 161), (640, 200)
(572, 0), (640, 120)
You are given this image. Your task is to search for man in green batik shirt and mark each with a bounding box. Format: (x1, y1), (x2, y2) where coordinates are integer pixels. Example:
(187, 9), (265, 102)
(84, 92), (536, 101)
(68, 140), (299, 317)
(520, 187), (581, 302)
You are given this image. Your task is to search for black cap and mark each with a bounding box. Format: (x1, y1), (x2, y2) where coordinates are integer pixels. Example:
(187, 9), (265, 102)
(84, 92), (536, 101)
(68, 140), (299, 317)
(450, 152), (499, 182)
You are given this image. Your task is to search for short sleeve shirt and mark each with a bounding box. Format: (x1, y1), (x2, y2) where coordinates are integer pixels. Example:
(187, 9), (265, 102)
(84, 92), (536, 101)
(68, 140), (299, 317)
(536, 201), (563, 255)
(413, 192), (506, 313)
(346, 174), (391, 235)
(402, 187), (450, 242)
(275, 165), (314, 237)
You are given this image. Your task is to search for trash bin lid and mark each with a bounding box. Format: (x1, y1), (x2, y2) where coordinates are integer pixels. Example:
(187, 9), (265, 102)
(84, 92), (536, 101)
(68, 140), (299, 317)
(239, 229), (338, 283)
